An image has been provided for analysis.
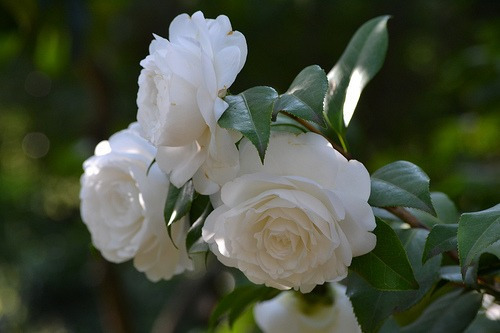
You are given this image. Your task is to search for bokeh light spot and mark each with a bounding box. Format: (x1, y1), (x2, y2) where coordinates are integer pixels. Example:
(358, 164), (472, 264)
(22, 132), (50, 158)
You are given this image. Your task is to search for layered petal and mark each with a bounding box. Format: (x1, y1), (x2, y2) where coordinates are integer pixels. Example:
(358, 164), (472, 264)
(202, 132), (376, 291)
(136, 11), (247, 193)
(80, 123), (193, 281)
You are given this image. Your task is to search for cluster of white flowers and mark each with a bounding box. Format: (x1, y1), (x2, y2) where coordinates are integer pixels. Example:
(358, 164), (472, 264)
(80, 11), (375, 323)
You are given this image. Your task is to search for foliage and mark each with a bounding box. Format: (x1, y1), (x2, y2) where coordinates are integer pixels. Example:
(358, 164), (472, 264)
(0, 0), (499, 332)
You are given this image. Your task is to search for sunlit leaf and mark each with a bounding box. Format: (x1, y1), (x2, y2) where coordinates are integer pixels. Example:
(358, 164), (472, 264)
(324, 15), (390, 141)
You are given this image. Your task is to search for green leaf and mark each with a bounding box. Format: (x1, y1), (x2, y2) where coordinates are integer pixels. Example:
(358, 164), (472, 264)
(408, 192), (459, 227)
(146, 158), (155, 176)
(273, 65), (328, 127)
(220, 86), (278, 162)
(369, 161), (435, 215)
(422, 224), (458, 263)
(188, 194), (211, 225)
(458, 204), (500, 276)
(348, 229), (442, 333)
(164, 181), (195, 245)
(350, 218), (418, 291)
(465, 313), (500, 333)
(209, 284), (279, 330)
(186, 197), (212, 252)
(400, 289), (482, 333)
(324, 15), (390, 137)
(430, 192), (460, 224)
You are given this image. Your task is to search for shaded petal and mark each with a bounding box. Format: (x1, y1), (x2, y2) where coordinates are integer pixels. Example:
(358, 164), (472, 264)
(337, 193), (377, 256)
(333, 157), (371, 201)
(238, 132), (340, 189)
(214, 46), (242, 90)
(156, 139), (207, 188)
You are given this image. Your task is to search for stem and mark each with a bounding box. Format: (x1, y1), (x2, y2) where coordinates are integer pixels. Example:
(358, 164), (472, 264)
(284, 113), (351, 159)
(385, 207), (429, 230)
(385, 206), (460, 263)
(337, 132), (349, 153)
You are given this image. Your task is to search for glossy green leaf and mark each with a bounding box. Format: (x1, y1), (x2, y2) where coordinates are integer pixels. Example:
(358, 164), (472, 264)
(273, 65), (328, 127)
(164, 184), (181, 224)
(350, 218), (418, 291)
(146, 158), (155, 176)
(422, 224), (458, 263)
(209, 284), (279, 330)
(458, 204), (500, 276)
(348, 229), (442, 333)
(186, 196), (212, 252)
(408, 192), (459, 227)
(164, 181), (195, 245)
(400, 289), (482, 333)
(188, 194), (211, 225)
(430, 192), (460, 224)
(220, 86), (278, 162)
(324, 15), (389, 137)
(369, 161), (435, 215)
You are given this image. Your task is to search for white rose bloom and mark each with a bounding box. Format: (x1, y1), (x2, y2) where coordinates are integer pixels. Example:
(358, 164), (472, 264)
(80, 123), (193, 281)
(202, 132), (376, 292)
(136, 11), (247, 194)
(254, 283), (361, 333)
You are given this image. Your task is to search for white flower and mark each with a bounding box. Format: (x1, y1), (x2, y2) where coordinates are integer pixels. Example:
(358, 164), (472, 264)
(254, 283), (361, 333)
(136, 11), (247, 194)
(80, 123), (193, 281)
(202, 132), (376, 292)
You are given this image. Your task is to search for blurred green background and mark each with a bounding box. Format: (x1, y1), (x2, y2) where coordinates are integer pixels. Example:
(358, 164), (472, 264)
(0, 0), (499, 331)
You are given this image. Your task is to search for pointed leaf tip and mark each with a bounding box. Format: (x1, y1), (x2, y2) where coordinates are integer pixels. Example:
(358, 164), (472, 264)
(220, 86), (278, 163)
(324, 15), (390, 140)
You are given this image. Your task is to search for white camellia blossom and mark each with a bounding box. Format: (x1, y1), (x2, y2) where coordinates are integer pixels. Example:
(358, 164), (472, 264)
(80, 123), (193, 281)
(136, 11), (247, 195)
(202, 132), (376, 292)
(254, 283), (361, 333)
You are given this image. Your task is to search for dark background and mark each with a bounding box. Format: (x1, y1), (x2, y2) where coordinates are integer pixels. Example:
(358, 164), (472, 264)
(0, 0), (499, 331)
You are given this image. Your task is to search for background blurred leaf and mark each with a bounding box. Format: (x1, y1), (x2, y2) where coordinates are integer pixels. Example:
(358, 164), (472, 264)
(209, 284), (279, 330)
